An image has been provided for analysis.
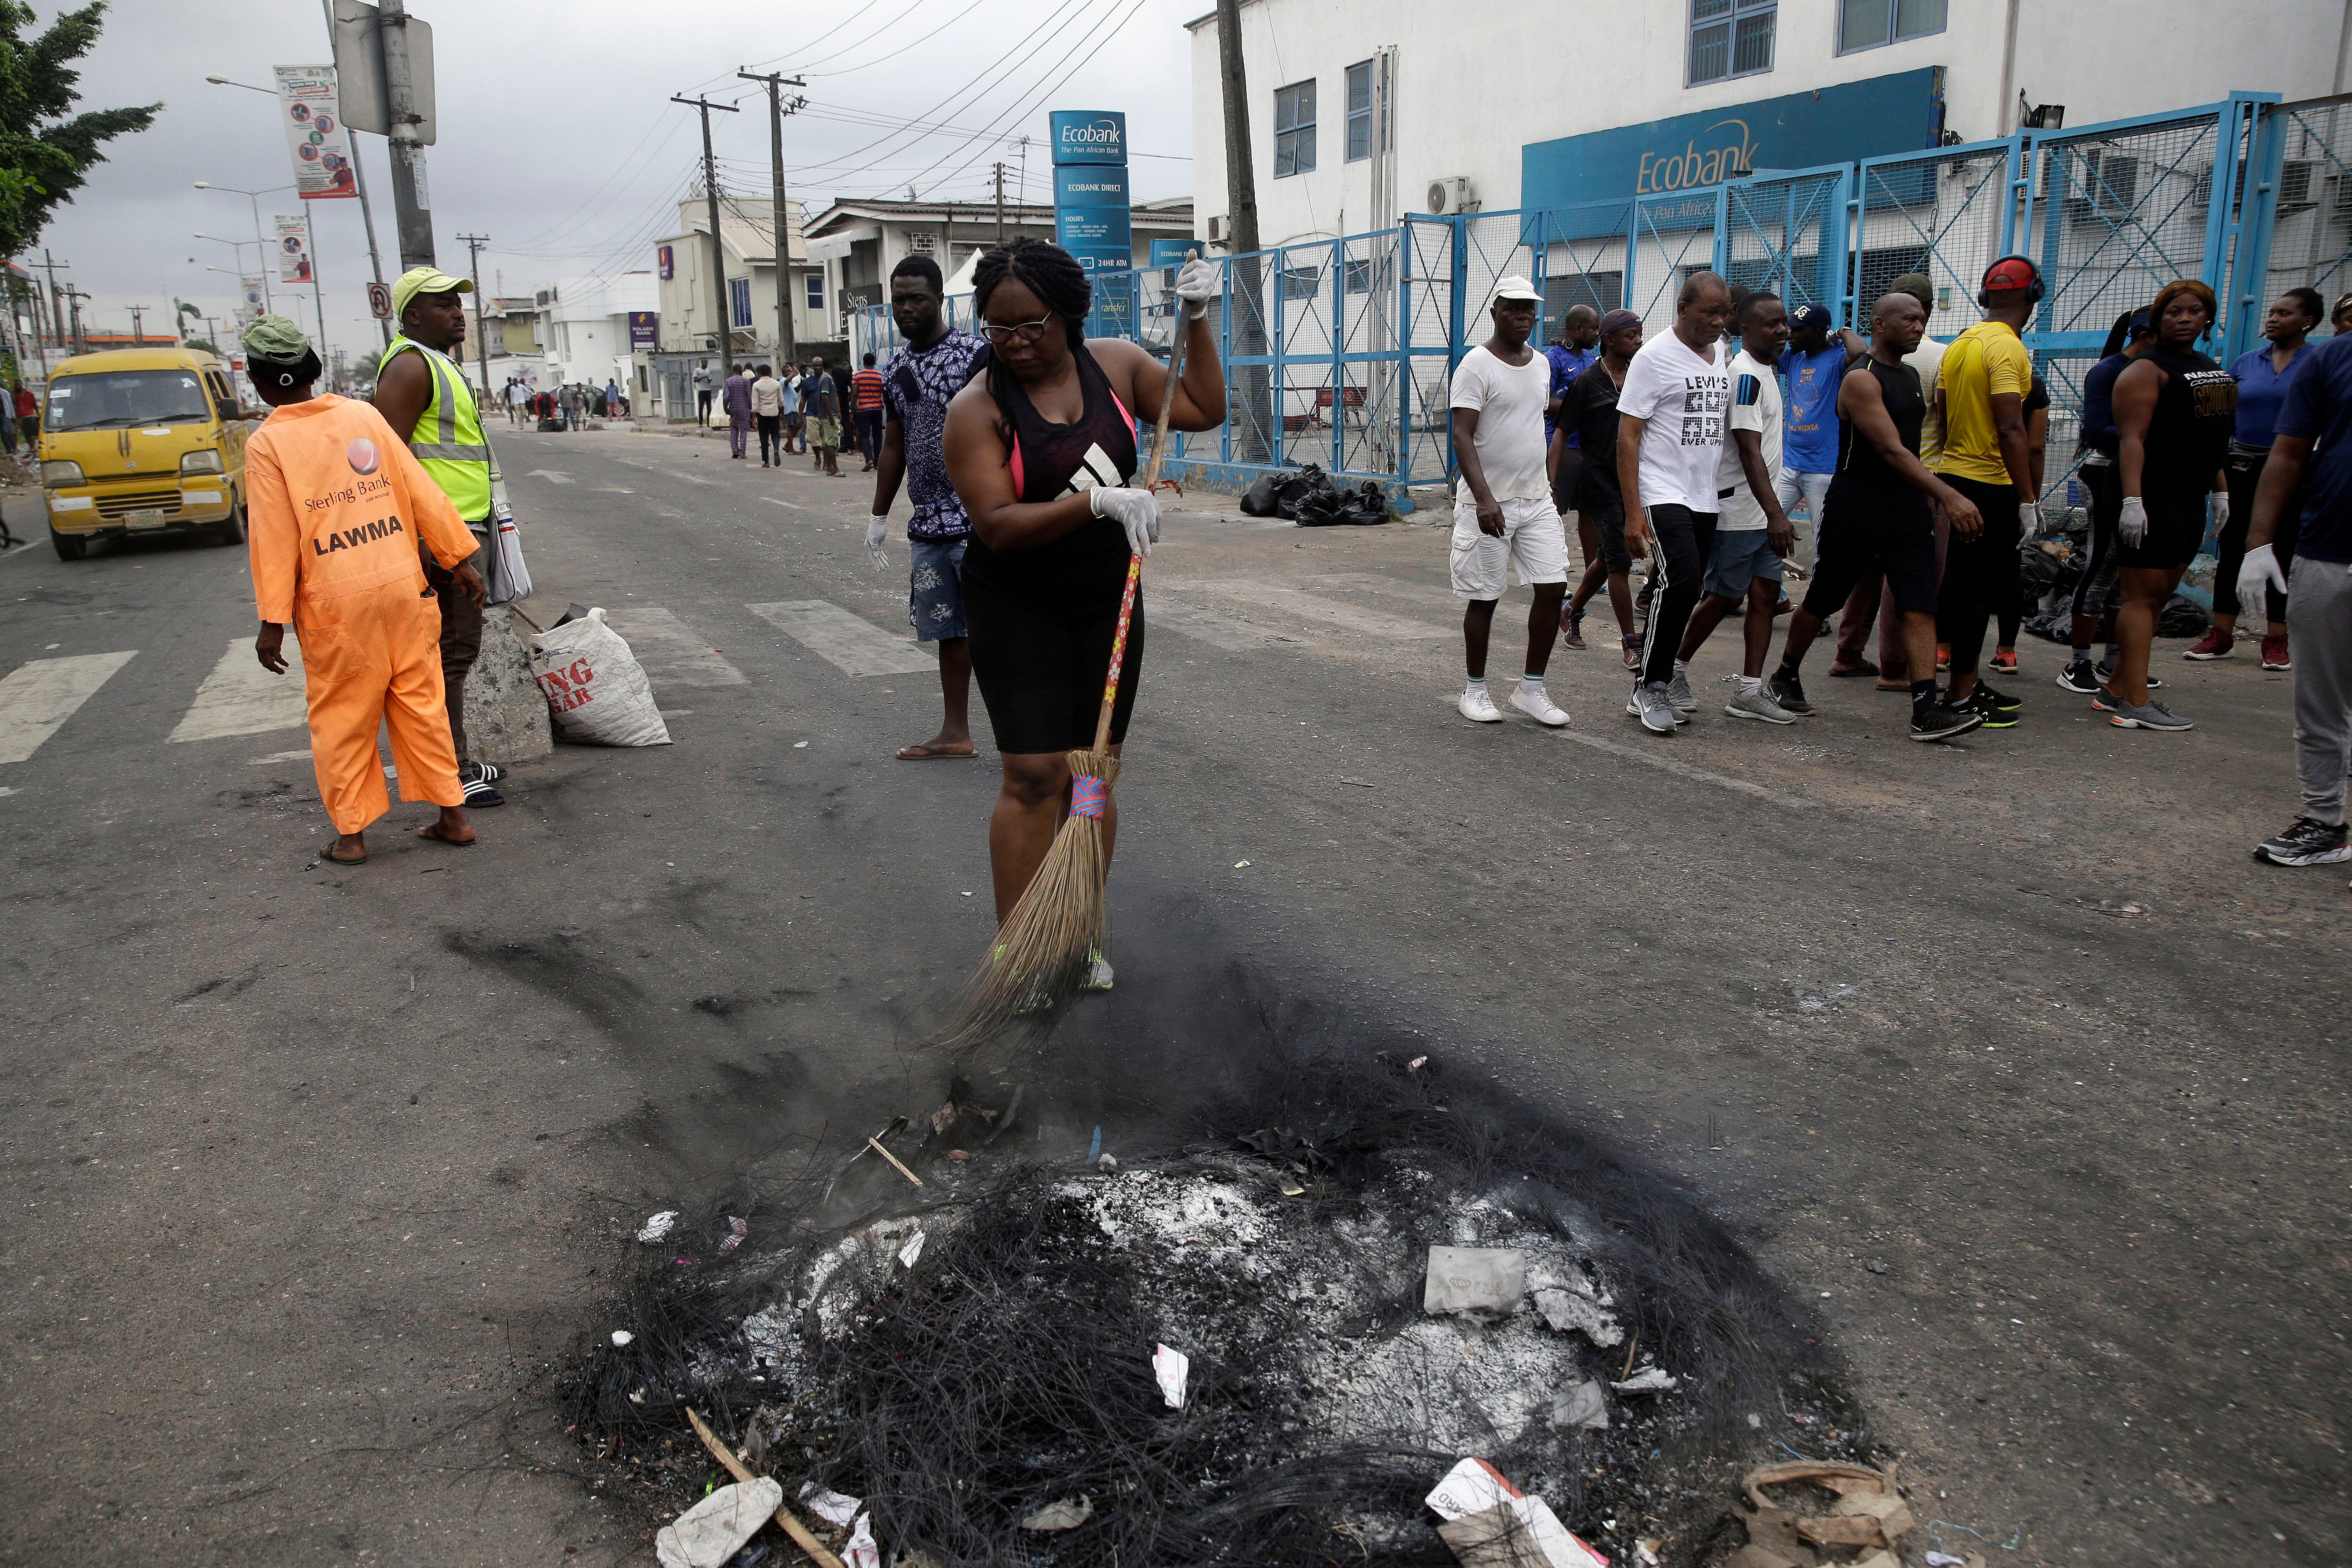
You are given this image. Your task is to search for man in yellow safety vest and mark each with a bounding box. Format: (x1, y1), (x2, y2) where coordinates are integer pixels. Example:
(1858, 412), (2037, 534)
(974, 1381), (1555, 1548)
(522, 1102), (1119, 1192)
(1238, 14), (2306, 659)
(374, 265), (505, 807)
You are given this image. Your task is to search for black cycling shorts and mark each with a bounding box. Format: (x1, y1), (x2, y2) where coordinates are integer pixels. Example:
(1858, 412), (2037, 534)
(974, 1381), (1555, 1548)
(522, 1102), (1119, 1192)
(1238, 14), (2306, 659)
(1804, 488), (1939, 617)
(963, 567), (1144, 755)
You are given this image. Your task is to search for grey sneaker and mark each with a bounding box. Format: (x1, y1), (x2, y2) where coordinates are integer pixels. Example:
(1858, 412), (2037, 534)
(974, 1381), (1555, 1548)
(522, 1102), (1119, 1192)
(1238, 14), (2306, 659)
(1664, 671), (1697, 711)
(1725, 686), (1797, 724)
(1626, 681), (1678, 734)
(2109, 698), (2193, 731)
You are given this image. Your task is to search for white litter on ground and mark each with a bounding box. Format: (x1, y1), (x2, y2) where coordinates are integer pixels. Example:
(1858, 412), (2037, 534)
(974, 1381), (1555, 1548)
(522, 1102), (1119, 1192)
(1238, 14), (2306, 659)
(636, 1210), (679, 1244)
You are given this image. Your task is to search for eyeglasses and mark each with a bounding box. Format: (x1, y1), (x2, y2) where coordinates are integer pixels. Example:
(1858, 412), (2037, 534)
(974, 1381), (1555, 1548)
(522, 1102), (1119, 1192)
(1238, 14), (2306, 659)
(983, 314), (1054, 344)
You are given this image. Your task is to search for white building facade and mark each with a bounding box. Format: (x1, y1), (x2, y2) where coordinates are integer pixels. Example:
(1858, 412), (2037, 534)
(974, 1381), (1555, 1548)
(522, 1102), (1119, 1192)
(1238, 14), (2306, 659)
(1188, 0), (2344, 255)
(533, 272), (659, 395)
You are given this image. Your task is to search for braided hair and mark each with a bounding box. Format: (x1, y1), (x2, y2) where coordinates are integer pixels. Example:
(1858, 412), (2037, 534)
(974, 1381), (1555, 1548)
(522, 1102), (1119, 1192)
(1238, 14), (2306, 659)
(973, 236), (1091, 441)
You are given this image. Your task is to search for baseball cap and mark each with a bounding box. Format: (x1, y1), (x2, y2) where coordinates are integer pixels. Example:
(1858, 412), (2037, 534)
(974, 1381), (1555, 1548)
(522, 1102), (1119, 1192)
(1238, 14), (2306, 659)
(392, 264), (473, 321)
(1490, 274), (1543, 304)
(240, 314), (311, 363)
(1791, 304), (1833, 333)
(1981, 256), (2038, 294)
(1888, 271), (1935, 309)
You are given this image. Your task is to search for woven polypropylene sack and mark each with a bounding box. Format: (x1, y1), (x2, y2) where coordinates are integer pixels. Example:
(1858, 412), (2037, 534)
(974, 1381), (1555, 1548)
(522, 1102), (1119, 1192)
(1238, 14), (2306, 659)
(529, 608), (671, 746)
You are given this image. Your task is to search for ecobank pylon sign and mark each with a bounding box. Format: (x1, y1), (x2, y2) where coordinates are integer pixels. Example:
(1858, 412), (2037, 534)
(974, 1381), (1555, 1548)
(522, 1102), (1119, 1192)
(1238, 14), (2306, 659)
(1050, 110), (1133, 339)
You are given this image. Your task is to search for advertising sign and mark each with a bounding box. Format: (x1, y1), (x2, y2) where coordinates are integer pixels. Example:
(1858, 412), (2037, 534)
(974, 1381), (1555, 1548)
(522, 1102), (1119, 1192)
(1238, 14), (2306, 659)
(1149, 238), (1197, 270)
(627, 311), (659, 352)
(238, 275), (268, 320)
(1049, 109), (1132, 338)
(657, 244), (675, 281)
(274, 64), (358, 200)
(274, 212), (314, 284)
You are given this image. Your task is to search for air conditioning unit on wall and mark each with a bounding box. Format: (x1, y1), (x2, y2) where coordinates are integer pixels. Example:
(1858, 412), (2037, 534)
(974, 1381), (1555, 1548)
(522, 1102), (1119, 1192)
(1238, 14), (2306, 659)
(1207, 215), (1226, 243)
(1426, 176), (1479, 216)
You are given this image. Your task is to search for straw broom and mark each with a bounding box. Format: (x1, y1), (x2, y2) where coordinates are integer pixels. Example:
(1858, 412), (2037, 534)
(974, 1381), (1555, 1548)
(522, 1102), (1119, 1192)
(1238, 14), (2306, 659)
(929, 299), (1193, 1050)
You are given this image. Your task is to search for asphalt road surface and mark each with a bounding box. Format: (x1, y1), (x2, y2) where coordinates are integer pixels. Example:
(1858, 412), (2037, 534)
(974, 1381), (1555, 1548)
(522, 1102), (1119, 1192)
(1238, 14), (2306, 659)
(0, 420), (2343, 1567)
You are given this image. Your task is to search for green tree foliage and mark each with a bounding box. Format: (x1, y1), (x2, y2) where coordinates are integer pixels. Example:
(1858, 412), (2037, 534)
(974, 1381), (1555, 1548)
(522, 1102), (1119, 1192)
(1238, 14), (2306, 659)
(0, 2), (160, 256)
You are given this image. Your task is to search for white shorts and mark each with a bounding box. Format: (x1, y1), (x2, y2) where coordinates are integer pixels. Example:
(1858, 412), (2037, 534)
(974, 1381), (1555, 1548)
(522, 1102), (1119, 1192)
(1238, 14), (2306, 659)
(1450, 495), (1569, 600)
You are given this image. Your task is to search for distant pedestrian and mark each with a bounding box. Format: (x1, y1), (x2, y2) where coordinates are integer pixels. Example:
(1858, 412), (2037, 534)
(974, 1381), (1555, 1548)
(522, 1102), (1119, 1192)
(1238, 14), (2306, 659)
(868, 253), (990, 760)
(781, 362), (806, 453)
(1544, 304), (1599, 508)
(853, 351), (886, 471)
(606, 377), (624, 420)
(751, 363), (784, 467)
(1617, 270), (1735, 735)
(1828, 272), (1935, 682)
(15, 380), (39, 446)
(1449, 275), (1571, 728)
(694, 359), (714, 425)
(1778, 304), (1857, 569)
(722, 363), (752, 459)
(2055, 311), (2156, 694)
(2103, 279), (2234, 730)
(2197, 285), (2324, 667)
(806, 354), (842, 476)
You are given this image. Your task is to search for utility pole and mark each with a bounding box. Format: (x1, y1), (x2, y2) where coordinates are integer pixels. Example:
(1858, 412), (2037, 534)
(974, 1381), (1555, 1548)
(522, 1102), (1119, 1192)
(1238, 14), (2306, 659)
(993, 162), (1006, 243)
(40, 251), (65, 359)
(64, 288), (89, 355)
(672, 93), (740, 380)
(129, 304), (145, 346)
(314, 0), (393, 345)
(378, 0), (435, 268)
(1214, 0), (1265, 460)
(456, 231), (491, 392)
(738, 70), (805, 368)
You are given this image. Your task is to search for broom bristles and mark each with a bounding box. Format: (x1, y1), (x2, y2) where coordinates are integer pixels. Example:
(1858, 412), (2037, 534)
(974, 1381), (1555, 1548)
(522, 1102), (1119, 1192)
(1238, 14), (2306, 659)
(926, 750), (1120, 1051)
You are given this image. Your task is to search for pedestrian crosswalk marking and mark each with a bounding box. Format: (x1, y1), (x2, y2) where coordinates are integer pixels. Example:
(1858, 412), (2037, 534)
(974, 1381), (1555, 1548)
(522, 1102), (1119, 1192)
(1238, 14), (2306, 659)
(1181, 579), (1451, 640)
(747, 600), (934, 676)
(1149, 597), (1287, 652)
(0, 650), (138, 764)
(170, 638), (308, 743)
(602, 608), (749, 687)
(758, 496), (808, 510)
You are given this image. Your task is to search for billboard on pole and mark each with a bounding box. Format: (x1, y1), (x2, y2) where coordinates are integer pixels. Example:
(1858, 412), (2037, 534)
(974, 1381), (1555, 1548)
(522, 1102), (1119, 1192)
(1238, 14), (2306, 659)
(275, 213), (314, 284)
(237, 275), (268, 326)
(274, 65), (358, 200)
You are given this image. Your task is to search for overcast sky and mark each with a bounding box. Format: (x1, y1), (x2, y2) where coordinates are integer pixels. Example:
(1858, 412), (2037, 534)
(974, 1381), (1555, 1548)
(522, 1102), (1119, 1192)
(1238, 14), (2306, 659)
(31, 0), (1200, 363)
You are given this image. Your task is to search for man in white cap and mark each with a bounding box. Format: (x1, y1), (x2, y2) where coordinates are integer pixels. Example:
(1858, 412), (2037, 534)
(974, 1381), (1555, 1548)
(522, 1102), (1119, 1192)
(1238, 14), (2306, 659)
(374, 265), (504, 807)
(1450, 274), (1571, 726)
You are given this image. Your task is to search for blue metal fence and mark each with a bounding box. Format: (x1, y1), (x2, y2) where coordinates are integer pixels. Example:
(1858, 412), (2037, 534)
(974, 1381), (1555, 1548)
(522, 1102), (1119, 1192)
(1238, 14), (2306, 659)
(856, 91), (2333, 504)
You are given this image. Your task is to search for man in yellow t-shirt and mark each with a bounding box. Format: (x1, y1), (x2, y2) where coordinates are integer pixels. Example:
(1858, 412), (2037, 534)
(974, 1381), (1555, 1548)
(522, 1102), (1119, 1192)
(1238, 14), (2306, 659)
(1930, 255), (2043, 720)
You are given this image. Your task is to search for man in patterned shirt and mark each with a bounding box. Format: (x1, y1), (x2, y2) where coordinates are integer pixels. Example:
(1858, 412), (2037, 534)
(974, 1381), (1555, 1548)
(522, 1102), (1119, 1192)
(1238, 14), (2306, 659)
(867, 253), (990, 759)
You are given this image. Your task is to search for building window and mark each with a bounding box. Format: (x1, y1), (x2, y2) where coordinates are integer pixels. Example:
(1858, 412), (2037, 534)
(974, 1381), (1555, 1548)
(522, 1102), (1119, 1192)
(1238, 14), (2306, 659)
(804, 273), (823, 313)
(730, 277), (752, 328)
(1689, 0), (1775, 85)
(1281, 264), (1323, 301)
(1344, 257), (1372, 294)
(1345, 61), (1374, 162)
(1837, 0), (1946, 52)
(1273, 80), (1316, 178)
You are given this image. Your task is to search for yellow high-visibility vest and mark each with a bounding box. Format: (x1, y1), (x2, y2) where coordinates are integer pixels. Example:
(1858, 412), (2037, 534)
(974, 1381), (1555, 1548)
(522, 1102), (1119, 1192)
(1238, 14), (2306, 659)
(378, 334), (491, 519)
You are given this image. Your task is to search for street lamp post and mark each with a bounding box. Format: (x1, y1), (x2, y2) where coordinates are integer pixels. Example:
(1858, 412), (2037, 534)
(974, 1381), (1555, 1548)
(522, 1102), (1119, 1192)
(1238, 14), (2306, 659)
(196, 181), (329, 374)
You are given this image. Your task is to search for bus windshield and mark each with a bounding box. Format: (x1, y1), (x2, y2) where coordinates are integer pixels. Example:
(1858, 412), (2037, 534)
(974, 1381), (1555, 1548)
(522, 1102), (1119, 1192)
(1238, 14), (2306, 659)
(44, 370), (214, 432)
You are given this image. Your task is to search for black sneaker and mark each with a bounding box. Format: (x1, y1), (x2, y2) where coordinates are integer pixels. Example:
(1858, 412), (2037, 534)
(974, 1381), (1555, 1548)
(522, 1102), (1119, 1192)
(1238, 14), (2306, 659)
(2254, 816), (2352, 866)
(1974, 680), (2023, 711)
(2055, 657), (2102, 694)
(2095, 659), (2162, 691)
(1768, 667), (1814, 715)
(1910, 701), (1985, 742)
(1961, 686), (2018, 728)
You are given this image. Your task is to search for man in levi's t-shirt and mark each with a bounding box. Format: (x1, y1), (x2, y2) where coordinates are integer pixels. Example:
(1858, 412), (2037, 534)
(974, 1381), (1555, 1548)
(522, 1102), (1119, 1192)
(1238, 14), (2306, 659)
(1616, 270), (1735, 734)
(1450, 275), (1572, 728)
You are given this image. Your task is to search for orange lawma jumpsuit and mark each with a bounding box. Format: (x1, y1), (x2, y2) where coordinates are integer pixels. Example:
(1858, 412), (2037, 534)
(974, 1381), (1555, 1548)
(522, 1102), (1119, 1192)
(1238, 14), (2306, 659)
(245, 394), (483, 834)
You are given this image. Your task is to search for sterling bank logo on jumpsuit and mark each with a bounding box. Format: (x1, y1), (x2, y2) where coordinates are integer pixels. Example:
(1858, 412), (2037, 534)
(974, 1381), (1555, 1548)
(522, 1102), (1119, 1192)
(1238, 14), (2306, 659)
(303, 466), (407, 555)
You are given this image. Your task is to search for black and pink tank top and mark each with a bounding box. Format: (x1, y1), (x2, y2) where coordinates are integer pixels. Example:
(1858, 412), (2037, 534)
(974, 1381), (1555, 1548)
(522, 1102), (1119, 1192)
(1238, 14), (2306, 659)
(963, 341), (1138, 590)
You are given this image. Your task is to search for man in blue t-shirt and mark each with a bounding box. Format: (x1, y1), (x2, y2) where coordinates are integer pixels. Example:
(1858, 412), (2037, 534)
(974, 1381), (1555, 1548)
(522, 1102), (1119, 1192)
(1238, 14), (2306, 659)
(2242, 328), (2352, 870)
(1543, 304), (1600, 507)
(1776, 305), (1860, 569)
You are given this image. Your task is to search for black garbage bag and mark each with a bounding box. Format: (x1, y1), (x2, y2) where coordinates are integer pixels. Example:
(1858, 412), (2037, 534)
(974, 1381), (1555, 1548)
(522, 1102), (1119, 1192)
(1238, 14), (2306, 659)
(2017, 542), (2064, 597)
(2159, 592), (2210, 639)
(2022, 608), (2074, 643)
(1240, 474), (1283, 516)
(1275, 463), (1328, 516)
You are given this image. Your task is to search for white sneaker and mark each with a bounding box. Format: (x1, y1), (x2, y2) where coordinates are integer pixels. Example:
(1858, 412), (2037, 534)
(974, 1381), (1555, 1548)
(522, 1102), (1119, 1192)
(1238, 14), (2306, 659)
(1458, 686), (1503, 723)
(1509, 684), (1570, 726)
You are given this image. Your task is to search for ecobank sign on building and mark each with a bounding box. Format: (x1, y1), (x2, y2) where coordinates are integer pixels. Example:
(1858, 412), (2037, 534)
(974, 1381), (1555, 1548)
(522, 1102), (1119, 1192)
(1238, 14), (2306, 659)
(1519, 68), (1941, 208)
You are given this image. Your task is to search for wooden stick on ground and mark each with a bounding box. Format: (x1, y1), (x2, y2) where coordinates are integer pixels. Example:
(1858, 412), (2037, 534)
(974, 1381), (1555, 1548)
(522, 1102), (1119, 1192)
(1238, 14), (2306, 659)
(683, 1406), (848, 1568)
(866, 1136), (924, 1188)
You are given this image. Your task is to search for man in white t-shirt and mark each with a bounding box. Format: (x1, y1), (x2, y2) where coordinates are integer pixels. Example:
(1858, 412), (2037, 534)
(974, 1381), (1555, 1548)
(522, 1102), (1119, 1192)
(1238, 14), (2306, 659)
(1670, 291), (1801, 724)
(1617, 270), (1735, 734)
(1450, 274), (1572, 726)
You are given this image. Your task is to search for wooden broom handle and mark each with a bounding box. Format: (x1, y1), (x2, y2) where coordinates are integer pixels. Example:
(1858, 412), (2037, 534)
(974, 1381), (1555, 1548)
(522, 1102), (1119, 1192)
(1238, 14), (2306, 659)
(682, 1406), (848, 1568)
(1087, 275), (1196, 754)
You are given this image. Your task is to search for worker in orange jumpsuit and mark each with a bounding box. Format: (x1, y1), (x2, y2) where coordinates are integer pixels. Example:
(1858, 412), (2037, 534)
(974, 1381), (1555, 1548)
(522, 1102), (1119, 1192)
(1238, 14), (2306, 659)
(240, 316), (487, 864)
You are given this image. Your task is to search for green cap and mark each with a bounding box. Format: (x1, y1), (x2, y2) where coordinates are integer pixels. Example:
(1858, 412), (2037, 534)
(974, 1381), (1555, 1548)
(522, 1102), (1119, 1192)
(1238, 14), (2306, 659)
(241, 314), (312, 363)
(392, 265), (472, 322)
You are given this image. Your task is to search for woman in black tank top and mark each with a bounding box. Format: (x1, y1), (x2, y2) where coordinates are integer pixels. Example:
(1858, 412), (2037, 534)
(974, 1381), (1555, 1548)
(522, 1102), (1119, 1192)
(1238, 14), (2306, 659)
(943, 237), (1226, 926)
(2108, 280), (2234, 723)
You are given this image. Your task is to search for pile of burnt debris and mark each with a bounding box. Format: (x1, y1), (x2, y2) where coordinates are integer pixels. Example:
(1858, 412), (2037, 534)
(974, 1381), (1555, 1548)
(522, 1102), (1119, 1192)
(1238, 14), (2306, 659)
(567, 1053), (1885, 1567)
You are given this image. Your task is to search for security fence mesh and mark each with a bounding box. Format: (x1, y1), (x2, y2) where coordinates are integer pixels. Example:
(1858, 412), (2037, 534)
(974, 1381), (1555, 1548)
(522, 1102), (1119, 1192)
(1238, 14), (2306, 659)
(1854, 143), (2019, 346)
(2255, 94), (2352, 318)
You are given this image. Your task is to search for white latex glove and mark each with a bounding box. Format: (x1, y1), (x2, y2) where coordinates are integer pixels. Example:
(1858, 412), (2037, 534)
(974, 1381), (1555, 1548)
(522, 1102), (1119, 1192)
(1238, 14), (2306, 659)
(1174, 254), (1220, 320)
(865, 513), (890, 570)
(2019, 500), (2041, 540)
(2238, 542), (2288, 613)
(2118, 495), (2148, 548)
(2210, 490), (2230, 534)
(1088, 485), (1160, 557)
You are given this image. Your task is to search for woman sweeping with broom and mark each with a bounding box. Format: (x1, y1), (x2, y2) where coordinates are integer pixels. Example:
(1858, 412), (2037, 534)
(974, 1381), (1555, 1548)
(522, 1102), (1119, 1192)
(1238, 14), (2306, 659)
(938, 235), (1223, 1034)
